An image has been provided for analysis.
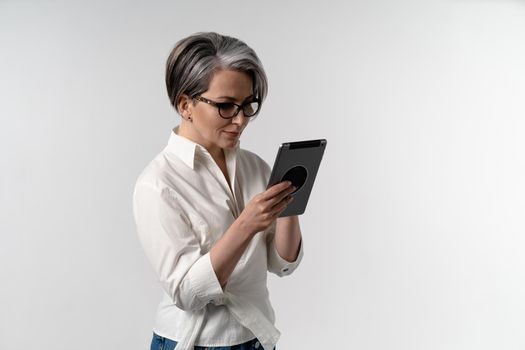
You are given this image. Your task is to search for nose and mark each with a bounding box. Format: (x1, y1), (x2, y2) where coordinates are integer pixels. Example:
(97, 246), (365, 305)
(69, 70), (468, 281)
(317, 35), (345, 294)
(231, 109), (248, 124)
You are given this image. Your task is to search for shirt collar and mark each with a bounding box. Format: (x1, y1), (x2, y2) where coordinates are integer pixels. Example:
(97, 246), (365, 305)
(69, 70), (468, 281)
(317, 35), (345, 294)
(166, 124), (240, 170)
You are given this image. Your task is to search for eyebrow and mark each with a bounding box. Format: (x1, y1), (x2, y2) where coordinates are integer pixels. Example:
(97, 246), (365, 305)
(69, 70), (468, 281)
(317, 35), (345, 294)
(216, 94), (254, 102)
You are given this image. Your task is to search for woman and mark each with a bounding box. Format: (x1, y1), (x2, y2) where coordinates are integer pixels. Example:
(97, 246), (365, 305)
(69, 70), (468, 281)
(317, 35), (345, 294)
(133, 32), (304, 350)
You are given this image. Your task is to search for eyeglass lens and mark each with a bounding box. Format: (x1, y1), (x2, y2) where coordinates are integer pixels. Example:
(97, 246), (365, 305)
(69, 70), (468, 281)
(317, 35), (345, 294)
(220, 101), (259, 118)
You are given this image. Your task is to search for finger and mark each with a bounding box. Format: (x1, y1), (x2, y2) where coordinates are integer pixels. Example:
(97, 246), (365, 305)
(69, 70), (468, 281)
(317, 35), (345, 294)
(271, 185), (296, 207)
(270, 194), (293, 214)
(262, 181), (292, 201)
(274, 196), (293, 216)
(274, 183), (297, 203)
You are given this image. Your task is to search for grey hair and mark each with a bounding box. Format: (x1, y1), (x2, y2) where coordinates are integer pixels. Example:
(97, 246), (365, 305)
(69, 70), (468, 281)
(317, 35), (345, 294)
(165, 31), (268, 116)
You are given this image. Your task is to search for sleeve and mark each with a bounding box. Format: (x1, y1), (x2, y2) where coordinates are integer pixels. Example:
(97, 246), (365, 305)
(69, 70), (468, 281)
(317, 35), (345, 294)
(132, 183), (225, 311)
(265, 219), (305, 277)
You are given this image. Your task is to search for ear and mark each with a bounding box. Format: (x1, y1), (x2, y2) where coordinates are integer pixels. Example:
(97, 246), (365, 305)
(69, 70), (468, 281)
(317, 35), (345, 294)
(177, 94), (193, 118)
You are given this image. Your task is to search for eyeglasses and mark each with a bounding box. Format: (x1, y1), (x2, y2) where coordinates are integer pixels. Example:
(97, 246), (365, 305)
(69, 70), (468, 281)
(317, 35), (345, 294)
(193, 95), (260, 119)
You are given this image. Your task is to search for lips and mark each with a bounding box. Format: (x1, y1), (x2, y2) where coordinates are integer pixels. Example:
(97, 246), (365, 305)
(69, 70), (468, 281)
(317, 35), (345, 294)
(224, 130), (240, 136)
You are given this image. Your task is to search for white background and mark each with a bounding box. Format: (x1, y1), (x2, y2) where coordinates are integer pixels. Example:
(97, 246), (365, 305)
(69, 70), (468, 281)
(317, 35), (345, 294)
(1, 1), (525, 349)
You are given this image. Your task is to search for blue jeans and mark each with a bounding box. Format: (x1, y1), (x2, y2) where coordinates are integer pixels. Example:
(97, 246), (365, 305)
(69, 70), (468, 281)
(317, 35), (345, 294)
(150, 332), (276, 350)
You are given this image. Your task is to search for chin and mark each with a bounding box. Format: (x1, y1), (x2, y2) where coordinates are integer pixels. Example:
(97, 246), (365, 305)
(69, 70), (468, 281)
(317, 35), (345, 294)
(223, 139), (239, 147)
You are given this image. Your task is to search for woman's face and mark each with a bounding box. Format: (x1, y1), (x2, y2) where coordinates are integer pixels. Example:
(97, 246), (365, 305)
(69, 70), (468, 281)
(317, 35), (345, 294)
(178, 69), (254, 159)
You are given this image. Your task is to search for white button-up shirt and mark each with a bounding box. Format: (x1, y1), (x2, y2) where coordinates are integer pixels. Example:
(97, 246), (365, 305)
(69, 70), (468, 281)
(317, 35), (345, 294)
(132, 125), (304, 350)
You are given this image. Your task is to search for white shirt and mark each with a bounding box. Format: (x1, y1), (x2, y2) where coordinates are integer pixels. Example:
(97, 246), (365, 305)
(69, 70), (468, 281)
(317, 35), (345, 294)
(132, 125), (304, 350)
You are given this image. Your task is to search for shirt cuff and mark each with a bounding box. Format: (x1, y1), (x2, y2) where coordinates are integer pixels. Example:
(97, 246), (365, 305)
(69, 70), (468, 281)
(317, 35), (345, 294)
(268, 237), (304, 277)
(185, 251), (226, 305)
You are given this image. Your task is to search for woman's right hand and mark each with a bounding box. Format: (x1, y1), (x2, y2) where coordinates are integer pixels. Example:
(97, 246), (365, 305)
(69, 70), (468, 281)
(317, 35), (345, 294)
(237, 181), (296, 236)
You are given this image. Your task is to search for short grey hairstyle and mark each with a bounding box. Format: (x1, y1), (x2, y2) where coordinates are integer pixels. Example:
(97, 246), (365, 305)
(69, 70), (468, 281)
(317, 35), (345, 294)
(165, 31), (268, 116)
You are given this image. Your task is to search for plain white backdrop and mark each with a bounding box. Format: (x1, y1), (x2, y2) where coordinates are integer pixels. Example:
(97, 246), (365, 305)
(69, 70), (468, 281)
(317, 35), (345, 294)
(1, 1), (525, 349)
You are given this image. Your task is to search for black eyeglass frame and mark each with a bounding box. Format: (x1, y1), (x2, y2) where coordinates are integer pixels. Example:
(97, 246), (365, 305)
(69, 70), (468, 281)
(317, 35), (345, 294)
(192, 95), (261, 119)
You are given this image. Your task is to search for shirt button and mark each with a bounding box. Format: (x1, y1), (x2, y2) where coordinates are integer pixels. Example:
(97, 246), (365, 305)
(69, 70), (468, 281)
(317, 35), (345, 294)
(255, 341), (260, 348)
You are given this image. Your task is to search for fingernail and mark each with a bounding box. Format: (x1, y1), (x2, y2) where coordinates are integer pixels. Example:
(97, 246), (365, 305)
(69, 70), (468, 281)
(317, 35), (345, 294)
(287, 181), (292, 186)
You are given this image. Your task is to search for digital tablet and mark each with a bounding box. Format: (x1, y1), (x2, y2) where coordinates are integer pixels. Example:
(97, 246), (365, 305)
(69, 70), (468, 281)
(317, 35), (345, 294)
(266, 139), (327, 217)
